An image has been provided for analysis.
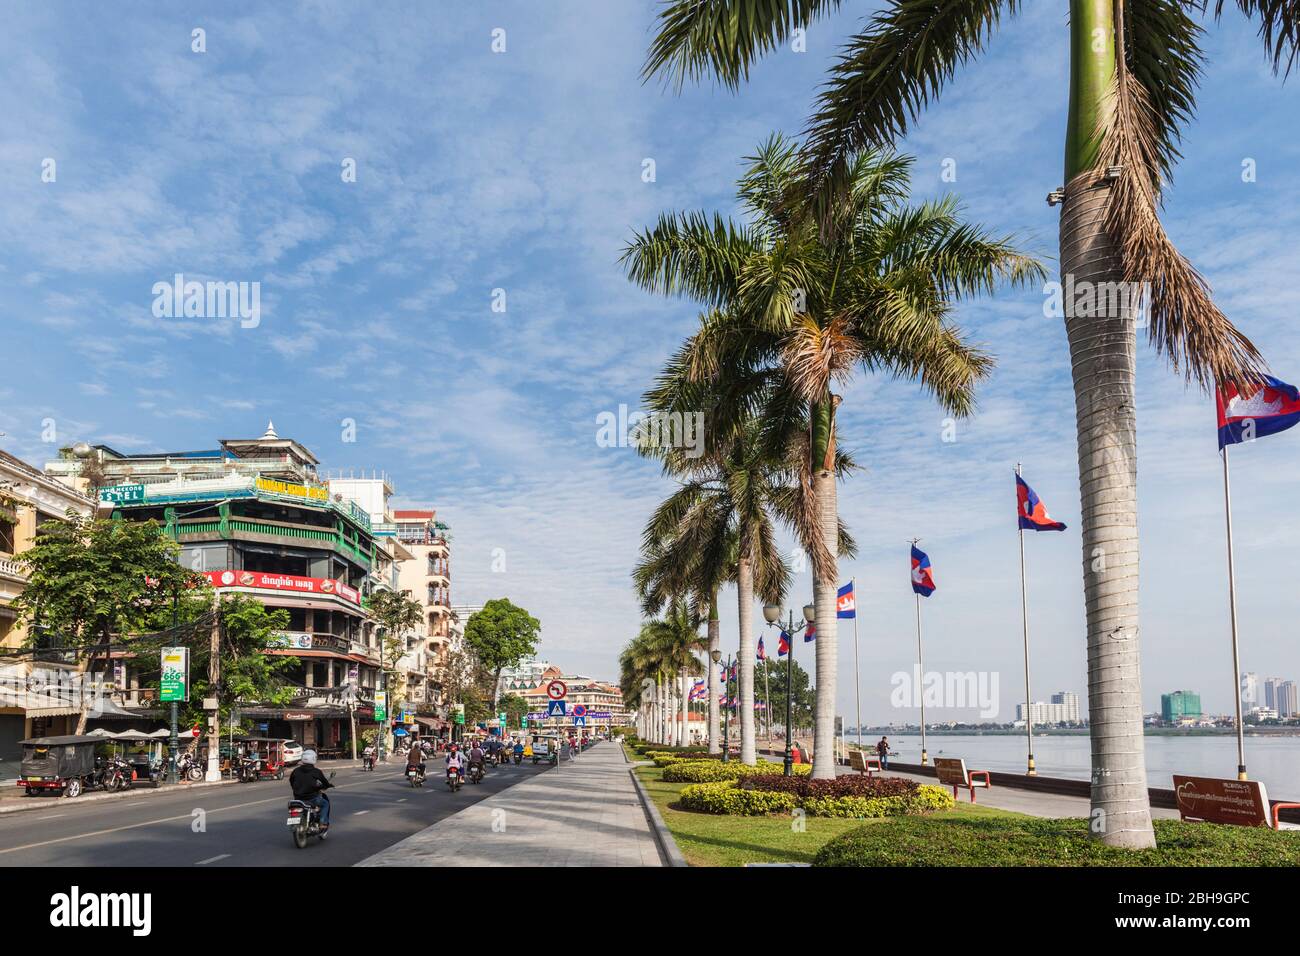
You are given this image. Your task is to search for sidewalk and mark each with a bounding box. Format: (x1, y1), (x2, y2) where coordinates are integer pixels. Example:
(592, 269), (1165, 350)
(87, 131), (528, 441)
(356, 743), (663, 867)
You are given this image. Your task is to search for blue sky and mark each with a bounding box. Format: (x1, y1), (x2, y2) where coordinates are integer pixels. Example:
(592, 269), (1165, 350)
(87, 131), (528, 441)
(2, 2), (1298, 723)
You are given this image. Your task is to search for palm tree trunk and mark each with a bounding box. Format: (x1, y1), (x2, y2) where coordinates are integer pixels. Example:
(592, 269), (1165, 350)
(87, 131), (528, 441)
(680, 669), (689, 746)
(736, 555), (756, 765)
(810, 395), (840, 780)
(1061, 0), (1154, 849)
(707, 594), (721, 754)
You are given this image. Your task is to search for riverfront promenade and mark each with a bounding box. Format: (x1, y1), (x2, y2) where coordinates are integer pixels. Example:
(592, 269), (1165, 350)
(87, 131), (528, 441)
(356, 742), (664, 866)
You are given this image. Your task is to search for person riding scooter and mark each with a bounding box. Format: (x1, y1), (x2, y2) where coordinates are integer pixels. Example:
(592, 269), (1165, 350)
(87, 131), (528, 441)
(289, 750), (333, 834)
(512, 740), (524, 763)
(406, 740), (426, 781)
(445, 744), (466, 781)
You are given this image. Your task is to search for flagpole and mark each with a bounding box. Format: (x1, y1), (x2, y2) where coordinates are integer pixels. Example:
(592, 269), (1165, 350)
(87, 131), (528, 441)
(852, 577), (862, 751)
(1222, 443), (1247, 780)
(1017, 464), (1036, 776)
(915, 590), (927, 766)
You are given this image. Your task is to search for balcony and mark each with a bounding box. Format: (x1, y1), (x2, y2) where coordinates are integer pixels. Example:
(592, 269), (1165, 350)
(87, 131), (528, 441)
(0, 556), (27, 583)
(174, 514), (372, 569)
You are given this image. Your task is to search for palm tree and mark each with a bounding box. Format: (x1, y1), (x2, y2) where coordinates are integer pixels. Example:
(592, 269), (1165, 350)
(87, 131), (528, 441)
(639, 604), (706, 746)
(635, 415), (795, 763)
(642, 0), (1283, 846)
(623, 137), (1040, 778)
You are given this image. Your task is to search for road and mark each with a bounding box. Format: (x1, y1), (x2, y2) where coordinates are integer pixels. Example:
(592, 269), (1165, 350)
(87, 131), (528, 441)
(0, 757), (548, 866)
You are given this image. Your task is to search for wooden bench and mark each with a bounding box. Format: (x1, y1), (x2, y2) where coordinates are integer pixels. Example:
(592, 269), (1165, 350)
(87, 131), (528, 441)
(934, 757), (991, 803)
(1173, 774), (1300, 830)
(848, 749), (882, 776)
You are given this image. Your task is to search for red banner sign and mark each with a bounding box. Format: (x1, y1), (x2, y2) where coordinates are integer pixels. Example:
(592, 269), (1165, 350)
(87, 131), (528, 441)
(203, 570), (360, 604)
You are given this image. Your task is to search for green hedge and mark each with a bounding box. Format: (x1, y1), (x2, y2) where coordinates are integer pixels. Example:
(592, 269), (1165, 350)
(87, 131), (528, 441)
(801, 786), (954, 819)
(661, 759), (811, 783)
(679, 781), (798, 816)
(811, 816), (1300, 867)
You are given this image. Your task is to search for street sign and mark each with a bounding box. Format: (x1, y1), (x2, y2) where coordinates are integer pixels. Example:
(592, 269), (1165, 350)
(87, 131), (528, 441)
(160, 647), (189, 702)
(574, 715), (586, 726)
(521, 717), (528, 728)
(572, 703), (588, 718)
(374, 691), (387, 722)
(547, 700), (567, 717)
(99, 484), (145, 504)
(546, 680), (567, 700)
(498, 711), (507, 728)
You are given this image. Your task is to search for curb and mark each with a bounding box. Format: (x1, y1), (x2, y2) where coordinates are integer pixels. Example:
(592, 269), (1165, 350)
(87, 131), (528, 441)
(0, 777), (237, 815)
(629, 767), (688, 868)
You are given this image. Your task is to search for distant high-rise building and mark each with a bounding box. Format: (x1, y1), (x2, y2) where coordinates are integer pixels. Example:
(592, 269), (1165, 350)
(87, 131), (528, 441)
(1241, 672), (1259, 710)
(1277, 681), (1299, 719)
(1161, 690), (1202, 723)
(1050, 691), (1081, 723)
(1016, 692), (1082, 726)
(1264, 677), (1286, 711)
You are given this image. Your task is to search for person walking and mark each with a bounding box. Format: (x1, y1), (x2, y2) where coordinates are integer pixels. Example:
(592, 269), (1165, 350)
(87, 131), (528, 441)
(876, 736), (890, 771)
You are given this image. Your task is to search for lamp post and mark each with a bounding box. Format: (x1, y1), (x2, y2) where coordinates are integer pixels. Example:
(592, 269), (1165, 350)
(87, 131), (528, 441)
(762, 601), (815, 777)
(711, 649), (734, 763)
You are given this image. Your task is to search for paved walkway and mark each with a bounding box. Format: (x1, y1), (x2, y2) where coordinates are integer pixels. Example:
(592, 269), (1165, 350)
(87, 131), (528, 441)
(355, 742), (663, 867)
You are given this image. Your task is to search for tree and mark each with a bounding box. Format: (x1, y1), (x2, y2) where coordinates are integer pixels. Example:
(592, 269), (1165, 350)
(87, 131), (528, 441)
(623, 136), (1039, 778)
(367, 588), (424, 708)
(642, 0), (1290, 848)
(765, 657), (815, 738)
(14, 515), (202, 732)
(463, 598), (541, 709)
(500, 693), (529, 730)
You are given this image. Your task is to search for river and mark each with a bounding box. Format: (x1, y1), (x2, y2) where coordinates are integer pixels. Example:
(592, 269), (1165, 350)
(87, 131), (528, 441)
(860, 732), (1300, 799)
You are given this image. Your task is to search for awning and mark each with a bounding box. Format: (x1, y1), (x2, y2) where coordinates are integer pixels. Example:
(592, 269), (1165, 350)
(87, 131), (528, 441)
(414, 716), (445, 729)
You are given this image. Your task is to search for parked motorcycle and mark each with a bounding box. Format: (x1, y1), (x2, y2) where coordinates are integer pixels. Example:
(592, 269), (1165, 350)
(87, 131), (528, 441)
(287, 772), (336, 849)
(177, 752), (205, 782)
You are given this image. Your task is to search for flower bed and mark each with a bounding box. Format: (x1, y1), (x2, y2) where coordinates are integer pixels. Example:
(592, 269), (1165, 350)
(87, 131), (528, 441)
(661, 759), (811, 783)
(668, 765), (952, 817)
(738, 774), (918, 799)
(679, 781), (797, 815)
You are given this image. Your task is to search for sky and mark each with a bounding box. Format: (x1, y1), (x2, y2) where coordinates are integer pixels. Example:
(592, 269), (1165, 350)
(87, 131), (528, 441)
(2, 2), (1298, 724)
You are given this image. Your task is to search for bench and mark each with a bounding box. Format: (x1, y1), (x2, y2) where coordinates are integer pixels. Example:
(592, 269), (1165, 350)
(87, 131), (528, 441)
(1173, 774), (1300, 830)
(933, 757), (991, 803)
(848, 749), (882, 776)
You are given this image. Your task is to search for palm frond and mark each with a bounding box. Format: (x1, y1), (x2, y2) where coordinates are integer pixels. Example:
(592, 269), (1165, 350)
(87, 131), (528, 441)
(1215, 0), (1300, 75)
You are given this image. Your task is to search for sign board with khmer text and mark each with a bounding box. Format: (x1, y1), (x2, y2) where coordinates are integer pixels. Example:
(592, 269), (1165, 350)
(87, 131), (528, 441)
(1173, 775), (1271, 828)
(160, 647), (189, 703)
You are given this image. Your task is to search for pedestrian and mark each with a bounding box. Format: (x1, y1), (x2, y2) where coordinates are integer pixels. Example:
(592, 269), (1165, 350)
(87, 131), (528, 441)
(876, 736), (890, 771)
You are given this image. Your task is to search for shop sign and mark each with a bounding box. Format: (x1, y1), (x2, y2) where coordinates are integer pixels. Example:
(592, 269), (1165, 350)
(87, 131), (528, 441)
(255, 476), (329, 502)
(203, 570), (360, 604)
(99, 484), (145, 504)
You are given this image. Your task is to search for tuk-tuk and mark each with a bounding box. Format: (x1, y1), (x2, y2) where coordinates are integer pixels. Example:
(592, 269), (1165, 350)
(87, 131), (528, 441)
(16, 735), (101, 798)
(234, 737), (286, 782)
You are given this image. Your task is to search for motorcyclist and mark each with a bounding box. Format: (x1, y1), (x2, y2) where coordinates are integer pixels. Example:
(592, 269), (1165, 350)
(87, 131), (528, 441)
(289, 750), (333, 834)
(445, 744), (466, 780)
(468, 742), (486, 777)
(512, 740), (524, 761)
(406, 738), (426, 779)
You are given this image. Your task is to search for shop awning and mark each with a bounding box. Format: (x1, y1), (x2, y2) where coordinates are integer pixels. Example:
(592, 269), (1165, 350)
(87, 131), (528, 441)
(414, 716), (445, 729)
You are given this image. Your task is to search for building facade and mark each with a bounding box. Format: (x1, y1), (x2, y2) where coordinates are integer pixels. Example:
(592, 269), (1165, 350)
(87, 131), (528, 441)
(1160, 690), (1202, 724)
(0, 448), (95, 763)
(44, 424), (384, 753)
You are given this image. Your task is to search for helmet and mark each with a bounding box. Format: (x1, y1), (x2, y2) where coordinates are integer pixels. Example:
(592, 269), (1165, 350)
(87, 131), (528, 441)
(450, 744), (458, 752)
(301, 750), (318, 765)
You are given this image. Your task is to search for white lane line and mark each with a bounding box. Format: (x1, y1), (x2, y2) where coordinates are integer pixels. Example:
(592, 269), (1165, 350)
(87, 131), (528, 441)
(397, 798), (407, 803)
(353, 810), (370, 815)
(195, 853), (230, 865)
(33, 814), (66, 821)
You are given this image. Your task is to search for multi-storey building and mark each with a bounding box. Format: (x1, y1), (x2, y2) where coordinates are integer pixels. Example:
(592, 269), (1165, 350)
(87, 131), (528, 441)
(519, 668), (633, 732)
(1277, 681), (1298, 719)
(1050, 691), (1081, 723)
(1263, 677), (1286, 712)
(0, 448), (94, 761)
(1161, 690), (1202, 724)
(44, 424), (384, 753)
(393, 510), (453, 734)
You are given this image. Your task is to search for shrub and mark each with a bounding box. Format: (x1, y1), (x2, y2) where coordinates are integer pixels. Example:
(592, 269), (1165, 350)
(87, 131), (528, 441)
(678, 781), (797, 815)
(651, 755), (682, 767)
(802, 795), (914, 818)
(662, 759), (810, 783)
(910, 785), (956, 814)
(811, 817), (1300, 867)
(740, 774), (918, 800)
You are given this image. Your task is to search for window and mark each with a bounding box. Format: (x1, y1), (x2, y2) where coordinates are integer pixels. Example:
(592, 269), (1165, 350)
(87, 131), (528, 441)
(0, 518), (15, 555)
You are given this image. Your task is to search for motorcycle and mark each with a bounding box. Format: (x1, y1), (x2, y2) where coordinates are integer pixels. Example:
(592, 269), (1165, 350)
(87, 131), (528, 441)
(446, 767), (462, 792)
(512, 752), (522, 765)
(406, 764), (426, 788)
(236, 756), (262, 784)
(97, 755), (131, 793)
(287, 772), (336, 849)
(469, 762), (484, 784)
(177, 752), (205, 782)
(362, 750), (376, 771)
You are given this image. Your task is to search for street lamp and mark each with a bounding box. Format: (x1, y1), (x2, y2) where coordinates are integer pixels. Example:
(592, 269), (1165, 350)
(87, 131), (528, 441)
(711, 648), (735, 763)
(763, 601), (814, 776)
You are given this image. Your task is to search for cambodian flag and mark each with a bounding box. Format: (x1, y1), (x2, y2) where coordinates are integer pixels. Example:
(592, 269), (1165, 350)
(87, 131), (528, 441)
(777, 631), (790, 657)
(1217, 376), (1300, 449)
(804, 621), (816, 642)
(836, 582), (856, 619)
(911, 545), (936, 597)
(756, 636), (766, 661)
(1016, 475), (1067, 532)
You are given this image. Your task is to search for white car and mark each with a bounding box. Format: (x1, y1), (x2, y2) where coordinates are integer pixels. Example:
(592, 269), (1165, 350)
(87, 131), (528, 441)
(282, 740), (304, 765)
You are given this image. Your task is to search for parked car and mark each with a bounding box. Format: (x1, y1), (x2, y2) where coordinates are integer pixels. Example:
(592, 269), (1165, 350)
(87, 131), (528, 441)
(282, 740), (304, 765)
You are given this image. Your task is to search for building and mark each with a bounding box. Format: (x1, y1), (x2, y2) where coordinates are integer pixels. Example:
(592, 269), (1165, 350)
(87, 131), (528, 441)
(1263, 677), (1286, 712)
(1, 448), (95, 762)
(392, 510), (454, 736)
(1241, 671), (1259, 710)
(44, 424), (385, 753)
(1277, 681), (1299, 719)
(1161, 690), (1202, 724)
(1015, 691), (1082, 727)
(519, 669), (633, 732)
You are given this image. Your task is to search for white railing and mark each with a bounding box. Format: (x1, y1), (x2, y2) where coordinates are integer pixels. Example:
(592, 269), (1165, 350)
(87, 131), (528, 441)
(0, 557), (26, 580)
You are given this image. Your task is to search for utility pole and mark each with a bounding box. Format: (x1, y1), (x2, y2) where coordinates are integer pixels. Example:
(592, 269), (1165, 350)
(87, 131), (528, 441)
(204, 611), (221, 782)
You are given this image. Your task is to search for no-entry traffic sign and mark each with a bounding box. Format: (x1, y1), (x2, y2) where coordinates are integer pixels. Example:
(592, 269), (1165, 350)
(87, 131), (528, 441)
(572, 704), (588, 717)
(547, 680), (567, 700)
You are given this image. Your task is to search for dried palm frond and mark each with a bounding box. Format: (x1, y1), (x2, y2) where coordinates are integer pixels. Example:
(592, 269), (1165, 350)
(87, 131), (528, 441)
(1094, 0), (1266, 389)
(780, 314), (862, 403)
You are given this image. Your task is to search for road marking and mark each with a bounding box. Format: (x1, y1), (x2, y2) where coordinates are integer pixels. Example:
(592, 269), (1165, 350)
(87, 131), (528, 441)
(353, 810), (370, 815)
(0, 776), (391, 856)
(33, 814), (66, 821)
(195, 853), (230, 865)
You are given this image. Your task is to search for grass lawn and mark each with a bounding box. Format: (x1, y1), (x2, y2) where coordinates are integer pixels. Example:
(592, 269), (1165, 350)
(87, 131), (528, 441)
(634, 765), (1016, 867)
